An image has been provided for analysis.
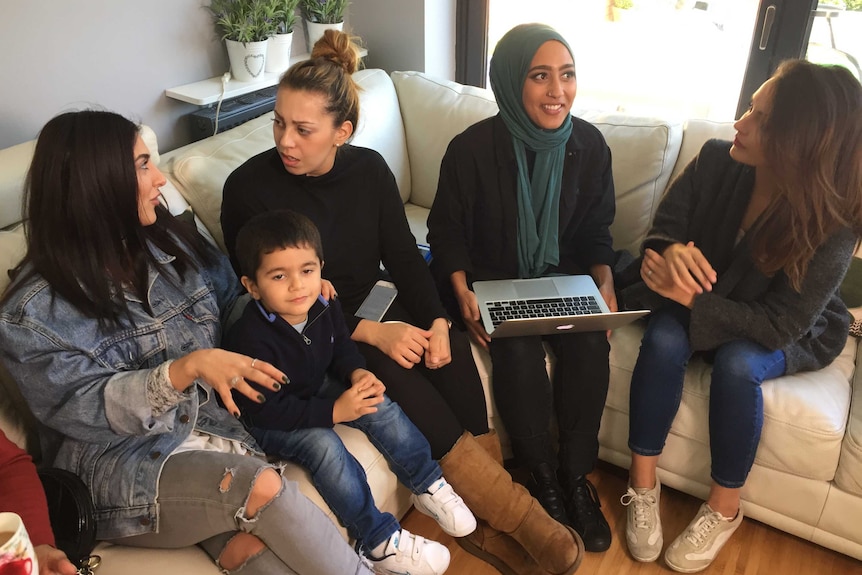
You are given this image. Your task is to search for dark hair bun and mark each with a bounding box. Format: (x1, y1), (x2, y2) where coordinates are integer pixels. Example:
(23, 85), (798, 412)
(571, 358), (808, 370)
(311, 29), (361, 75)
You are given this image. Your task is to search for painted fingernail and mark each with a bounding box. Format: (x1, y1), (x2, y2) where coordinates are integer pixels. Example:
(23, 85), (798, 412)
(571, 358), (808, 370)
(272, 382), (282, 391)
(257, 394), (266, 403)
(234, 411), (241, 419)
(282, 376), (290, 385)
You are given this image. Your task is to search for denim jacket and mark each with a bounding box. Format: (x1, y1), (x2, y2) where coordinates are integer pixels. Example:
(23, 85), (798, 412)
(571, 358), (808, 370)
(0, 242), (262, 540)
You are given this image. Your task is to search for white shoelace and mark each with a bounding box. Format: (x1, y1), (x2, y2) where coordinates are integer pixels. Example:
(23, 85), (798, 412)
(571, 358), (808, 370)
(684, 512), (721, 547)
(620, 488), (657, 530)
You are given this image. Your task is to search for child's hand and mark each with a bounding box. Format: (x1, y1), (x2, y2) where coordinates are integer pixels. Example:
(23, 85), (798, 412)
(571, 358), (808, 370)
(333, 370), (385, 423)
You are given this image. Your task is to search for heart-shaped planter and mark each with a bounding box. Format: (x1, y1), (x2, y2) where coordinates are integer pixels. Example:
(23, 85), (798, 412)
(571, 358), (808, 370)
(225, 39), (268, 82)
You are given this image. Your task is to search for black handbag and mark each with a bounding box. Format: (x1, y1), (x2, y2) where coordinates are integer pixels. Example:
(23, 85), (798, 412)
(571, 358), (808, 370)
(38, 468), (100, 574)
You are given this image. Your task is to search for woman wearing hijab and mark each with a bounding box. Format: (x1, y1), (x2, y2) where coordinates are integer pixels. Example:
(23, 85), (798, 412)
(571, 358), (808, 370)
(427, 23), (616, 553)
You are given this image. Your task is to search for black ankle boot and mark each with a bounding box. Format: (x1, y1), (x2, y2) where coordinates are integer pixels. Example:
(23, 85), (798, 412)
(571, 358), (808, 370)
(527, 462), (568, 525)
(565, 475), (611, 552)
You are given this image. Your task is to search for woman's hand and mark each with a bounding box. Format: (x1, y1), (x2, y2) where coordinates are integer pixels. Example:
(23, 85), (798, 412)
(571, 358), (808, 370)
(661, 241), (717, 294)
(455, 288), (491, 350)
(641, 248), (697, 308)
(170, 350), (287, 418)
(34, 544), (77, 575)
(334, 369), (385, 423)
(320, 279), (338, 301)
(358, 321), (433, 369)
(591, 264), (617, 338)
(425, 318), (452, 370)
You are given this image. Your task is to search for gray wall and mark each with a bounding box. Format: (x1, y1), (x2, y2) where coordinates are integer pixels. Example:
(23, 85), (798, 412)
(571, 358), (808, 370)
(0, 0), (454, 152)
(350, 0), (455, 78)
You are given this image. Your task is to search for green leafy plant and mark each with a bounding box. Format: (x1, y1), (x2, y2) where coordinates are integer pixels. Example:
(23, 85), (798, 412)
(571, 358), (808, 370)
(300, 0), (348, 24)
(208, 0), (279, 43)
(263, 0), (300, 34)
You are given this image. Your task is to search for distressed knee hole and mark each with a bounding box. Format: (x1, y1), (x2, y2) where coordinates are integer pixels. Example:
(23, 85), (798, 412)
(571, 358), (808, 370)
(219, 467), (237, 493)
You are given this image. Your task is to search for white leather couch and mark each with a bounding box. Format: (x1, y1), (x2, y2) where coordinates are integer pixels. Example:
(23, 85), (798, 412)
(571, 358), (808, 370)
(1, 68), (861, 573)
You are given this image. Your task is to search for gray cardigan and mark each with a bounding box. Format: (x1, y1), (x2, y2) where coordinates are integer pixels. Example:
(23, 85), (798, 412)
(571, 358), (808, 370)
(631, 139), (855, 375)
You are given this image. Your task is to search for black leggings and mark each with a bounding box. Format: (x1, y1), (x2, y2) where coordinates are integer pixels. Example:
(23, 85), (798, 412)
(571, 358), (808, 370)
(490, 331), (610, 480)
(354, 302), (489, 460)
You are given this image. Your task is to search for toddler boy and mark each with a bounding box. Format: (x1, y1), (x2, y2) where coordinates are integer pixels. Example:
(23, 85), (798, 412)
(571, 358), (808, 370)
(224, 210), (476, 575)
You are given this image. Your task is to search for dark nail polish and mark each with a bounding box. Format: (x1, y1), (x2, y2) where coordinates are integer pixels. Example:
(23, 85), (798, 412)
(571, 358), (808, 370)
(272, 382), (282, 391)
(282, 376), (290, 385)
(257, 394), (266, 403)
(234, 412), (241, 419)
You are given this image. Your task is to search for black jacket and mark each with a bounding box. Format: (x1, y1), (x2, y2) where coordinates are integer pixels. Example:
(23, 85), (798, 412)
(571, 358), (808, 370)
(223, 296), (365, 430)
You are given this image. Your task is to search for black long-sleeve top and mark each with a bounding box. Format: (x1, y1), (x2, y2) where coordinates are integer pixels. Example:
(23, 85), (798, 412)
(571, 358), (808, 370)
(222, 145), (447, 331)
(427, 114), (616, 284)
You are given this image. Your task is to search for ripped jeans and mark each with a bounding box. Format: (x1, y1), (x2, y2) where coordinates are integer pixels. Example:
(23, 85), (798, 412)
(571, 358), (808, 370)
(117, 450), (373, 575)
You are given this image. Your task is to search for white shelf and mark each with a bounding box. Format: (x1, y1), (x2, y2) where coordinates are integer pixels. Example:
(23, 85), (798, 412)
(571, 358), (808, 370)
(166, 48), (368, 106)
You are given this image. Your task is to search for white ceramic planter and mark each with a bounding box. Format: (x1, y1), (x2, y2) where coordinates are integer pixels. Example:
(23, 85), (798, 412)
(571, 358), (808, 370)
(225, 39), (268, 82)
(266, 32), (294, 74)
(304, 20), (343, 53)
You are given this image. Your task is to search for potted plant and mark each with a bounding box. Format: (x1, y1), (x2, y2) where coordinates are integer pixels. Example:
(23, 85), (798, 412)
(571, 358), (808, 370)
(263, 0), (300, 74)
(208, 0), (278, 81)
(610, 0), (634, 21)
(299, 0), (348, 52)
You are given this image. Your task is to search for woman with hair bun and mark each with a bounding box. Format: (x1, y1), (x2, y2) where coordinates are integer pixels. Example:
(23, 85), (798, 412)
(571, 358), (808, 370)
(222, 29), (584, 575)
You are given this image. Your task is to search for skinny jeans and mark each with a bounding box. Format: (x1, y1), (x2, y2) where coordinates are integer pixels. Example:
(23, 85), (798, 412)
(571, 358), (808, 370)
(252, 377), (441, 552)
(117, 450), (372, 575)
(628, 303), (786, 488)
(490, 331), (610, 481)
(355, 300), (490, 460)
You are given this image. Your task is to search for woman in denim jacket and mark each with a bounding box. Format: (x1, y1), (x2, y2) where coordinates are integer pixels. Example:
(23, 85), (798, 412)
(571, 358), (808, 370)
(0, 111), (373, 575)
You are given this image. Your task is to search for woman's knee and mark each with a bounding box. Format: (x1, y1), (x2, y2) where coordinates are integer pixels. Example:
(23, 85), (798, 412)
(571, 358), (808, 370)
(640, 309), (690, 361)
(245, 467), (283, 517)
(218, 532), (267, 572)
(712, 340), (780, 388)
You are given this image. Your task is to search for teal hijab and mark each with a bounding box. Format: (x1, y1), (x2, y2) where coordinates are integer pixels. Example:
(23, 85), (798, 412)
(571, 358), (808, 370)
(490, 24), (574, 278)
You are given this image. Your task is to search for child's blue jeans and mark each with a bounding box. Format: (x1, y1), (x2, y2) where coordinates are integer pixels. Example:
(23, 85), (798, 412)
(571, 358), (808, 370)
(252, 376), (442, 552)
(628, 303), (786, 488)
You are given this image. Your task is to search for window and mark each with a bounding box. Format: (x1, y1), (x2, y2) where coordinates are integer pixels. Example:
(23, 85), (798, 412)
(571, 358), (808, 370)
(457, 1), (861, 122)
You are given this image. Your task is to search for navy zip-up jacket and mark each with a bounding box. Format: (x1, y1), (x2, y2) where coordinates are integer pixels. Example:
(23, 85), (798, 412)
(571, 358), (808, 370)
(223, 296), (366, 431)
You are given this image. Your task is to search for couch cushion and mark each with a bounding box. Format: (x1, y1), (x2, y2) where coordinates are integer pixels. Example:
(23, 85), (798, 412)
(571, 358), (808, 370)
(166, 69), (407, 252)
(580, 112), (682, 255)
(836, 337), (862, 496)
(606, 321), (855, 482)
(670, 118), (736, 185)
(0, 140), (36, 230)
(391, 71), (499, 211)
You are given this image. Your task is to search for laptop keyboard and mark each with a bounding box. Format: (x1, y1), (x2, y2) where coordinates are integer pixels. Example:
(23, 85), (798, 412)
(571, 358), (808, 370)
(487, 296), (602, 327)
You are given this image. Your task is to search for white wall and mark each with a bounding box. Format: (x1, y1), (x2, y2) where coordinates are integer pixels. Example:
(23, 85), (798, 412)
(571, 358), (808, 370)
(0, 0), (452, 152)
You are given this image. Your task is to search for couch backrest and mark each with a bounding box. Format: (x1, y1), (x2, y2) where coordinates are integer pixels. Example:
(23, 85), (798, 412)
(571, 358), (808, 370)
(391, 71), (685, 255)
(163, 68), (409, 252)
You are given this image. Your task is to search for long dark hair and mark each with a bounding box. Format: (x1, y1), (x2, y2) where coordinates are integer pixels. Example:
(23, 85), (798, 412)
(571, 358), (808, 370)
(749, 60), (862, 289)
(2, 110), (217, 325)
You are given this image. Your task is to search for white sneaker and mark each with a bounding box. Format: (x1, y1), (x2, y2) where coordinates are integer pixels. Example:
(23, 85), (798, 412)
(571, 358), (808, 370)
(664, 502), (743, 573)
(412, 477), (477, 537)
(620, 475), (663, 562)
(370, 529), (450, 575)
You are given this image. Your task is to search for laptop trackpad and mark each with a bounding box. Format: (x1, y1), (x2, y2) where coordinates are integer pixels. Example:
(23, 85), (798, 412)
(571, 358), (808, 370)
(513, 278), (559, 299)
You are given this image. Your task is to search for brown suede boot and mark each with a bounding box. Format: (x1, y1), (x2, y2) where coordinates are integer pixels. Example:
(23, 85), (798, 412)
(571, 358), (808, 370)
(441, 432), (584, 575)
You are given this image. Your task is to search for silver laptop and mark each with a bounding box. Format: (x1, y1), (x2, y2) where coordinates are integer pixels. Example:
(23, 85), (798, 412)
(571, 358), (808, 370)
(473, 275), (649, 339)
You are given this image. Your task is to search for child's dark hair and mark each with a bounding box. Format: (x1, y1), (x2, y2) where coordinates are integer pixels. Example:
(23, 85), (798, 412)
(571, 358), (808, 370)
(235, 210), (324, 279)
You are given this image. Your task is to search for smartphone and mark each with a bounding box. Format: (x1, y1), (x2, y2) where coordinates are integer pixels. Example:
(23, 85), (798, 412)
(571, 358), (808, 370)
(355, 280), (398, 322)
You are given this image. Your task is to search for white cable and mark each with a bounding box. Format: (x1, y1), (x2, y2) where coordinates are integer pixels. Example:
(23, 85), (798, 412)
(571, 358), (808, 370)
(213, 72), (231, 136)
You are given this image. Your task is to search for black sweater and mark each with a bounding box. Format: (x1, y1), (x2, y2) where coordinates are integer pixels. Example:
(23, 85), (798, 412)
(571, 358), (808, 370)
(222, 145), (447, 331)
(223, 296), (366, 431)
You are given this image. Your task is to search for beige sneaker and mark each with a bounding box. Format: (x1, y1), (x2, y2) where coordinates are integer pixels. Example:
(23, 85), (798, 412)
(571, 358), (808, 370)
(620, 475), (662, 562)
(664, 502), (743, 573)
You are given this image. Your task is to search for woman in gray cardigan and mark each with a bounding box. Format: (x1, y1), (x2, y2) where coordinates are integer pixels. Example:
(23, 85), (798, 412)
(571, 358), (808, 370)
(620, 60), (862, 573)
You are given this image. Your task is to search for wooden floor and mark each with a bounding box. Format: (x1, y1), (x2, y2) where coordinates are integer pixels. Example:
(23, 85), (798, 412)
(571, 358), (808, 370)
(401, 462), (862, 575)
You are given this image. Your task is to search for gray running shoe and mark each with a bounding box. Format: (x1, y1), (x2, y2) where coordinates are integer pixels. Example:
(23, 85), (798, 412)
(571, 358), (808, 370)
(620, 475), (663, 562)
(664, 501), (743, 573)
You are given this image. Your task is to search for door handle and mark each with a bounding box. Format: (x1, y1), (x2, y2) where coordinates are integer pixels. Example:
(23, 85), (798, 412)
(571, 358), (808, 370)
(759, 5), (777, 50)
